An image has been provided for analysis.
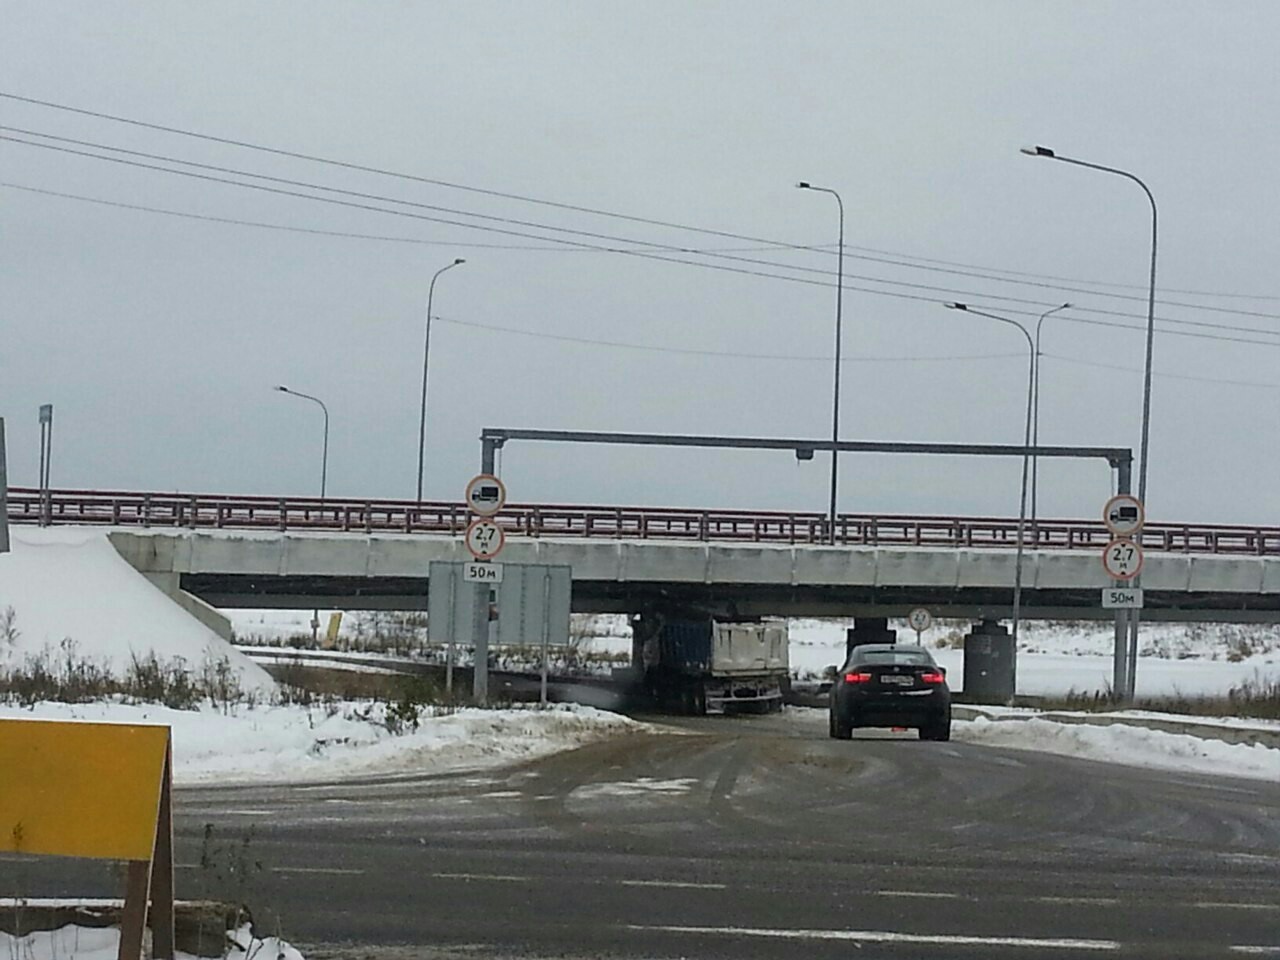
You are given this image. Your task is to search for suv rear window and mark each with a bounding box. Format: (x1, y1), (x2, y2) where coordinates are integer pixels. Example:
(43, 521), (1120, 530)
(851, 650), (935, 666)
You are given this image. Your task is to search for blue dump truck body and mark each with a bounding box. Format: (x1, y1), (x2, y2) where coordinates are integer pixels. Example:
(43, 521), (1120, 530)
(652, 619), (789, 714)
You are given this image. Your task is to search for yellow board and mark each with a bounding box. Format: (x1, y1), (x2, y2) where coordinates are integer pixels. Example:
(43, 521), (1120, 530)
(0, 718), (169, 861)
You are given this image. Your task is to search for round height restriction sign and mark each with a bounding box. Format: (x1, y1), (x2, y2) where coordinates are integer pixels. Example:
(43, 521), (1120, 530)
(907, 608), (933, 633)
(1103, 494), (1144, 538)
(465, 474), (507, 517)
(1102, 537), (1144, 581)
(465, 518), (505, 560)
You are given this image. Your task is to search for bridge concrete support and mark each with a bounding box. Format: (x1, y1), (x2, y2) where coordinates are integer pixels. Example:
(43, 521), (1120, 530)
(962, 619), (1016, 704)
(845, 617), (898, 658)
(143, 571), (234, 641)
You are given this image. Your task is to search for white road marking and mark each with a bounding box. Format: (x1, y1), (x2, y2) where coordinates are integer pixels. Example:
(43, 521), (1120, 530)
(428, 872), (527, 882)
(1229, 947), (1280, 955)
(1197, 902), (1280, 911)
(621, 880), (727, 890)
(876, 890), (960, 899)
(178, 864), (363, 875)
(629, 924), (1120, 951)
(1036, 896), (1121, 906)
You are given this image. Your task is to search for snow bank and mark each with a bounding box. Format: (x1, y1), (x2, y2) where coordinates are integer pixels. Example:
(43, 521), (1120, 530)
(0, 528), (273, 693)
(0, 923), (302, 960)
(0, 700), (641, 785)
(786, 618), (1280, 697)
(955, 714), (1280, 782)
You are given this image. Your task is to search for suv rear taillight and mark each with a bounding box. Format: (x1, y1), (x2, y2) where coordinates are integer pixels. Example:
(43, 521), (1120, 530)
(920, 671), (945, 685)
(844, 671), (872, 684)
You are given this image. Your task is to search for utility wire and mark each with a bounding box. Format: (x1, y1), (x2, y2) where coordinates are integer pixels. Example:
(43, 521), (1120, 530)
(5, 134), (1280, 350)
(432, 314), (1028, 363)
(6, 128), (1280, 341)
(0, 181), (805, 253)
(3, 90), (1278, 303)
(1042, 352), (1280, 390)
(6, 125), (1280, 328)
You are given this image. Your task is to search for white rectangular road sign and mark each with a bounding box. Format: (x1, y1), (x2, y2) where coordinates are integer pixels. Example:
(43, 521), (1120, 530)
(463, 561), (504, 583)
(1101, 587), (1144, 609)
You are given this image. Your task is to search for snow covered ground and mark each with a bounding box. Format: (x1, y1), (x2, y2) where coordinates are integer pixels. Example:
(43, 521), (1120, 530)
(0, 700), (641, 786)
(952, 713), (1280, 782)
(0, 528), (274, 692)
(232, 608), (1280, 697)
(787, 617), (1280, 697)
(0, 922), (302, 960)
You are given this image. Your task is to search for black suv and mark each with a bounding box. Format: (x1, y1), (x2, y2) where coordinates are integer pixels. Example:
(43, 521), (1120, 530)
(828, 643), (951, 741)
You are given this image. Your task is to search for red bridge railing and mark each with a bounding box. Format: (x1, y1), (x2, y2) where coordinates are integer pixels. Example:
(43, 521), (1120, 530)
(7, 487), (1280, 555)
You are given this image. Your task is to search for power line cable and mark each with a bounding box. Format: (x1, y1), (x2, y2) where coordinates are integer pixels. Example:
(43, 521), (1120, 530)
(1042, 352), (1280, 390)
(6, 128), (1280, 340)
(4, 90), (1278, 304)
(432, 314), (1028, 363)
(5, 134), (1280, 350)
(0, 181), (799, 252)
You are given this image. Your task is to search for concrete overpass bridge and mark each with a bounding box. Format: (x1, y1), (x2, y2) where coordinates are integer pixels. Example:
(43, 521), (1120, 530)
(11, 489), (1280, 623)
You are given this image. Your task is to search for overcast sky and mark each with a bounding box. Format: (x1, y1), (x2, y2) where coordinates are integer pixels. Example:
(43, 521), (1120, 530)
(2, 2), (1278, 524)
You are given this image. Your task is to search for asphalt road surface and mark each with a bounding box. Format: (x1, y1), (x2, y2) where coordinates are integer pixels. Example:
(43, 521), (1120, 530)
(13, 709), (1280, 958)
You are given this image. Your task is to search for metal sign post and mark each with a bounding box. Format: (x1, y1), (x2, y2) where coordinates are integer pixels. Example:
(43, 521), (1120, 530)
(0, 418), (10, 554)
(1102, 494), (1144, 701)
(465, 471), (506, 703)
(38, 404), (53, 526)
(907, 607), (932, 645)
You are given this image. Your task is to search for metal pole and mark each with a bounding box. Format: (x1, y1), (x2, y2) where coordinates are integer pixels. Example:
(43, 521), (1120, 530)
(274, 386), (330, 643)
(944, 304), (1034, 655)
(1031, 303), (1070, 535)
(1112, 457), (1133, 699)
(417, 258), (465, 503)
(471, 438), (498, 703)
(0, 418), (10, 554)
(1021, 147), (1157, 702)
(38, 404), (53, 526)
(797, 183), (845, 544)
(539, 570), (551, 707)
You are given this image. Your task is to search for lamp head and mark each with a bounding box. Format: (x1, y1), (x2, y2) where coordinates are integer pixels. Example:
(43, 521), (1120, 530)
(796, 181), (811, 189)
(795, 447), (815, 462)
(274, 385), (289, 393)
(453, 258), (466, 265)
(1020, 145), (1056, 158)
(944, 302), (967, 311)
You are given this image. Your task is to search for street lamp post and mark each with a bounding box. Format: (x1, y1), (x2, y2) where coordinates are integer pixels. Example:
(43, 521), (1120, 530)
(944, 303), (1035, 651)
(1030, 302), (1072, 530)
(796, 182), (844, 544)
(1021, 145), (1158, 701)
(416, 258), (466, 503)
(275, 384), (330, 643)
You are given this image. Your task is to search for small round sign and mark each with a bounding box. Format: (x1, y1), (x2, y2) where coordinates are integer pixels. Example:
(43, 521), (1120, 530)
(1103, 494), (1144, 538)
(907, 607), (933, 633)
(465, 474), (507, 517)
(1102, 537), (1143, 581)
(465, 518), (505, 560)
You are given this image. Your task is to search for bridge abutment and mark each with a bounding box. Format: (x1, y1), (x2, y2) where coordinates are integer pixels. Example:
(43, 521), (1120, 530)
(845, 617), (898, 658)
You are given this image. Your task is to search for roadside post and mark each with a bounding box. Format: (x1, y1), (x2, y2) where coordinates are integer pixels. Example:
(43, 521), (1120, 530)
(0, 417), (10, 554)
(0, 718), (174, 960)
(907, 607), (932, 645)
(464, 472), (506, 703)
(37, 404), (53, 526)
(1102, 493), (1144, 700)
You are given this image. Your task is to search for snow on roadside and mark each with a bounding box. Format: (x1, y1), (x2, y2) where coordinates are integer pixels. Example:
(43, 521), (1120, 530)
(1, 923), (302, 960)
(0, 700), (642, 785)
(0, 528), (274, 693)
(954, 715), (1280, 782)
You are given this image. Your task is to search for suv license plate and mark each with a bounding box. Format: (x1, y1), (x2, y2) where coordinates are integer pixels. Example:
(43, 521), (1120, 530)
(881, 675), (913, 686)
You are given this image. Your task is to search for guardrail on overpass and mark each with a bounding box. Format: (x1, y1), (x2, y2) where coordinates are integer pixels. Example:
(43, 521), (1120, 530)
(9, 487), (1280, 556)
